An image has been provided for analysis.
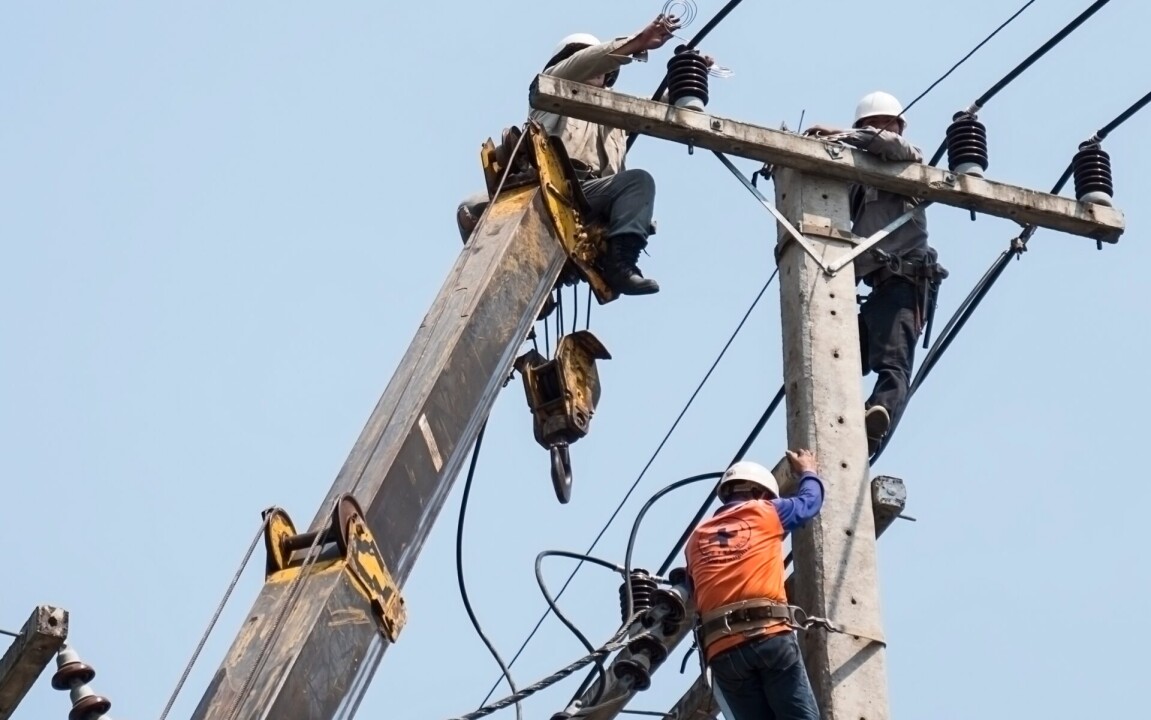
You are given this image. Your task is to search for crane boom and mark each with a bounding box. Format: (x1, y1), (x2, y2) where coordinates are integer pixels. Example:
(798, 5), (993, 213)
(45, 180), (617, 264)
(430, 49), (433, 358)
(191, 125), (590, 719)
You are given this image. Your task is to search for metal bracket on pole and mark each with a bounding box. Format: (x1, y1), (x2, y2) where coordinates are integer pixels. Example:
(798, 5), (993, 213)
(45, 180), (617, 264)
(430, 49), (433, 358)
(824, 202), (934, 275)
(717, 148), (933, 278)
(712, 151), (844, 272)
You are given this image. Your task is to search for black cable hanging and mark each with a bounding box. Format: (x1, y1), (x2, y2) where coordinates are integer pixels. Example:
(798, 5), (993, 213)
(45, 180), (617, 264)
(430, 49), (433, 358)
(535, 549), (630, 702)
(456, 422), (523, 720)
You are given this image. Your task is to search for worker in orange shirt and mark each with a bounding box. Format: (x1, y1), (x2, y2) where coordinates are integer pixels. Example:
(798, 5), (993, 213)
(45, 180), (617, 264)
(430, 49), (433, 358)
(685, 449), (824, 720)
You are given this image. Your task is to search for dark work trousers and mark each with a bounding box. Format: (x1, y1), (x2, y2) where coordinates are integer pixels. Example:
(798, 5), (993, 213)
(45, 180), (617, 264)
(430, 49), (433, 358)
(455, 169), (655, 244)
(580, 168), (656, 243)
(859, 275), (921, 426)
(708, 632), (820, 720)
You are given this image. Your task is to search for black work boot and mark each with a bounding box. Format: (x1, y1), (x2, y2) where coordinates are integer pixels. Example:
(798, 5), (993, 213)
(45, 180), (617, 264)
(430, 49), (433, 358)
(601, 235), (660, 295)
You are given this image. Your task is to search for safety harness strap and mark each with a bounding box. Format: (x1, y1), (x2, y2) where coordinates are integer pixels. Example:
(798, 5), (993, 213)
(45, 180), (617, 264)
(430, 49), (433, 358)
(698, 599), (795, 650)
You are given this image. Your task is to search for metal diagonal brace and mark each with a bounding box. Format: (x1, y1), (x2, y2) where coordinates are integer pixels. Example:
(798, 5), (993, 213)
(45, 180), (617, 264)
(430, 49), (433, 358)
(712, 151), (836, 272)
(715, 149), (929, 278)
(824, 201), (934, 275)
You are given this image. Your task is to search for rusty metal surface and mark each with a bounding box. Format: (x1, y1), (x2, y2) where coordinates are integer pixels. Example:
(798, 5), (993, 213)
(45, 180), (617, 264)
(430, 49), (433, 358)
(191, 184), (569, 719)
(0, 605), (69, 720)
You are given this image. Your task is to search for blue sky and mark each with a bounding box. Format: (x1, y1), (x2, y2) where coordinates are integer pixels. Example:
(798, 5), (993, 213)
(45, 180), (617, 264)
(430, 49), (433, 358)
(2, 1), (1146, 718)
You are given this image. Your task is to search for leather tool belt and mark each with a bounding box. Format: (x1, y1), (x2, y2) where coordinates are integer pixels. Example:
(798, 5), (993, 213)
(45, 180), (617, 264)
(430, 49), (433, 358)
(697, 599), (796, 650)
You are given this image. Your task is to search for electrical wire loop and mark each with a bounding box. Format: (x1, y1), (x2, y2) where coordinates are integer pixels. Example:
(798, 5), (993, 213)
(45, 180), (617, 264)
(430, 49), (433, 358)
(661, 0), (697, 29)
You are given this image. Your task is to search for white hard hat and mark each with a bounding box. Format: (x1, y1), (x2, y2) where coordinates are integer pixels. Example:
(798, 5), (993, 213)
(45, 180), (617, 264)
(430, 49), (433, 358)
(552, 33), (601, 57)
(717, 461), (779, 501)
(853, 91), (905, 127)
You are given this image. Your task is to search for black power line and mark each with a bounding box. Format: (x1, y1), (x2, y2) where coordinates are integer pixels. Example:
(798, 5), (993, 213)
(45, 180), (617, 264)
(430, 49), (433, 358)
(928, 0), (1115, 166)
(858, 0), (1036, 151)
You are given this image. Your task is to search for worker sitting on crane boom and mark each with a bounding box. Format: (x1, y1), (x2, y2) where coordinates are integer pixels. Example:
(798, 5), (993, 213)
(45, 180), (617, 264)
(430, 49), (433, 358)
(456, 13), (682, 296)
(803, 91), (947, 455)
(684, 450), (824, 720)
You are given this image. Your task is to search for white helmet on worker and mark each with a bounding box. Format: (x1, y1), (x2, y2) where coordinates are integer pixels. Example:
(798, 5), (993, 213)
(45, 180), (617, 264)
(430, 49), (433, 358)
(717, 461), (779, 501)
(552, 33), (601, 57)
(853, 91), (905, 128)
(547, 32), (618, 87)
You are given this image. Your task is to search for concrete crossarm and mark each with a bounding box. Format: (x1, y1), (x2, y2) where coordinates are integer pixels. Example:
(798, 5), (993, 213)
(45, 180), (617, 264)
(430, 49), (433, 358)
(528, 74), (1125, 243)
(0, 606), (69, 720)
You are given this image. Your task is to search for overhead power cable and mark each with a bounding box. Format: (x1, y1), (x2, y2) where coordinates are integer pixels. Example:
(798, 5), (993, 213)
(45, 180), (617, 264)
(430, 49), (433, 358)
(478, 267), (776, 705)
(871, 87), (1149, 463)
(928, 0), (1115, 166)
(856, 0), (1036, 156)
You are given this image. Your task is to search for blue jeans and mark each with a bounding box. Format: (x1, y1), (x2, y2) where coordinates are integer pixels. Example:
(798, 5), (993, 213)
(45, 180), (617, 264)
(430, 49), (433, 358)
(708, 632), (820, 720)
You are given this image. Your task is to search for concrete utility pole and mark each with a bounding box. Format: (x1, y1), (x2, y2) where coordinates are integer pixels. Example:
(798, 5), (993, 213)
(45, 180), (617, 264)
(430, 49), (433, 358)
(773, 167), (888, 719)
(528, 74), (1126, 720)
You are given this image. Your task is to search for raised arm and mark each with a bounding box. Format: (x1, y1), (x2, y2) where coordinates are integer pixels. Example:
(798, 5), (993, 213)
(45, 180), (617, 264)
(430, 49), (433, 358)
(544, 14), (680, 84)
(770, 472), (825, 533)
(544, 38), (635, 84)
(770, 448), (826, 533)
(840, 127), (924, 163)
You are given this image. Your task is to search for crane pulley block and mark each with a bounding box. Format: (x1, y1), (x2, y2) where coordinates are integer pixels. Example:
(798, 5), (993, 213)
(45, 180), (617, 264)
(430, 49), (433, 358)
(480, 121), (622, 306)
(261, 495), (407, 643)
(514, 330), (611, 503)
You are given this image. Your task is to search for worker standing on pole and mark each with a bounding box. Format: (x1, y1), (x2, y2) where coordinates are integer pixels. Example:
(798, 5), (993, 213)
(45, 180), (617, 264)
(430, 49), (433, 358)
(684, 450), (824, 720)
(457, 14), (682, 295)
(804, 92), (947, 455)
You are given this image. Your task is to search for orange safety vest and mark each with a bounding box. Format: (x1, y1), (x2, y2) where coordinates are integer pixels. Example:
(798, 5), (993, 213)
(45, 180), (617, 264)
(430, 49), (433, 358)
(685, 499), (792, 661)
